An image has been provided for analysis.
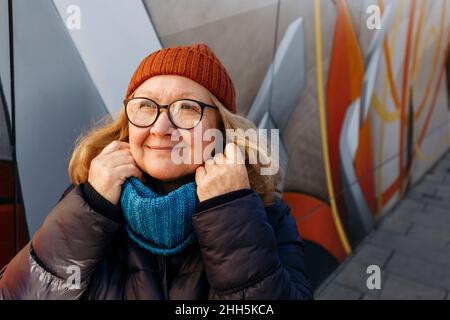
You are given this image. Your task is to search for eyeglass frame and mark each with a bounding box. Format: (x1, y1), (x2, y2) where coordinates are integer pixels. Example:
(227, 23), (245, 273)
(124, 97), (218, 129)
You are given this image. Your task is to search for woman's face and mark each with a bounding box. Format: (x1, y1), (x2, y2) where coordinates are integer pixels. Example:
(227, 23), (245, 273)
(128, 75), (219, 181)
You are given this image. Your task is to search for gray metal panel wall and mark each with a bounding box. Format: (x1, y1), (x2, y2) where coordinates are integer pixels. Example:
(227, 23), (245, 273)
(0, 0), (11, 123)
(53, 0), (161, 116)
(14, 0), (107, 235)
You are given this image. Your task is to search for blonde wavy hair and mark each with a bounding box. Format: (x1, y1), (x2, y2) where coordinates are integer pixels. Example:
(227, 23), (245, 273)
(68, 92), (282, 205)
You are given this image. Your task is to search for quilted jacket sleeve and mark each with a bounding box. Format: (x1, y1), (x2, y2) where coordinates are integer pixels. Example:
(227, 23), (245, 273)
(192, 192), (313, 300)
(0, 185), (121, 299)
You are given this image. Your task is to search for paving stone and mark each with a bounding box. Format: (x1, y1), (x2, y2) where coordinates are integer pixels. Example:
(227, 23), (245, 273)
(409, 196), (450, 211)
(407, 223), (450, 248)
(370, 230), (450, 268)
(389, 205), (450, 230)
(406, 181), (439, 202)
(420, 201), (450, 218)
(407, 180), (450, 210)
(434, 177), (450, 188)
(361, 293), (378, 300)
(316, 152), (450, 299)
(385, 253), (450, 290)
(379, 273), (446, 300)
(438, 179), (450, 188)
(431, 166), (450, 176)
(422, 199), (450, 211)
(444, 174), (450, 185)
(315, 283), (362, 300)
(416, 206), (450, 224)
(425, 191), (450, 207)
(430, 161), (450, 175)
(352, 243), (393, 268)
(423, 174), (446, 185)
(396, 198), (426, 211)
(380, 211), (418, 230)
(433, 183), (450, 199)
(378, 215), (413, 235)
(331, 259), (382, 299)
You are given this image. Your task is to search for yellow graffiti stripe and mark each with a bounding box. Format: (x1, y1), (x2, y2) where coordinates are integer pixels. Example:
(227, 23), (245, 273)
(314, 0), (351, 254)
(372, 94), (400, 122)
(414, 0), (446, 120)
(408, 0), (448, 177)
(410, 0), (427, 82)
(382, 0), (404, 112)
(376, 72), (389, 213)
(405, 136), (450, 186)
(390, 0), (405, 48)
(377, 0), (448, 207)
(376, 0), (404, 214)
(414, 136), (450, 164)
(415, 144), (435, 163)
(412, 26), (437, 85)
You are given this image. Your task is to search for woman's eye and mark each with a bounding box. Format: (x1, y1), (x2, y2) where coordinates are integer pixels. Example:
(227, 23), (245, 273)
(141, 102), (155, 109)
(182, 104), (200, 113)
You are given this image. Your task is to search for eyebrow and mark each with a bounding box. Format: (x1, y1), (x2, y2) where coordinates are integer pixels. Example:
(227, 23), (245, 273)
(132, 90), (199, 100)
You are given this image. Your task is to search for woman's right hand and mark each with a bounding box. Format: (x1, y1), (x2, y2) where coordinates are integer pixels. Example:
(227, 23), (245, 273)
(88, 140), (144, 205)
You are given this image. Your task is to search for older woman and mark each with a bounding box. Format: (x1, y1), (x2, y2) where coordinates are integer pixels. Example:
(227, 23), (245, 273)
(0, 43), (312, 300)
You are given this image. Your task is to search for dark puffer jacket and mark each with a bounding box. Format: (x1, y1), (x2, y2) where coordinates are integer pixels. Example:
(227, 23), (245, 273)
(0, 184), (313, 300)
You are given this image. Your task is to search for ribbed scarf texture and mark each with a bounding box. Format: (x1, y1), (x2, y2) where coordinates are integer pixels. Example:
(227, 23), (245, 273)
(120, 177), (198, 256)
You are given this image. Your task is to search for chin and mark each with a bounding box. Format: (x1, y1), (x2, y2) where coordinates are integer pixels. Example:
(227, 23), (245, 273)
(144, 163), (195, 182)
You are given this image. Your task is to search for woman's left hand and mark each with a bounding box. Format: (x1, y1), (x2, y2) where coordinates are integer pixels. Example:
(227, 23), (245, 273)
(195, 143), (250, 202)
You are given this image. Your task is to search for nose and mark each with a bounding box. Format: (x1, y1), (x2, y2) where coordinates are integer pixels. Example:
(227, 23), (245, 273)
(149, 109), (174, 136)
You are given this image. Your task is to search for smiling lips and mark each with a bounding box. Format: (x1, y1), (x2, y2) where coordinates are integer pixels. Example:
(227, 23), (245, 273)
(146, 145), (176, 151)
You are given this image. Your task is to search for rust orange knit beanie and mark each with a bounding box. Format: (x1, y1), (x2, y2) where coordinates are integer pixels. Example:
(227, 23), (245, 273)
(125, 43), (237, 113)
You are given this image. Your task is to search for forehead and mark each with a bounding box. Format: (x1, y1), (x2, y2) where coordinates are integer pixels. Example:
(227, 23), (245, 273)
(133, 75), (211, 101)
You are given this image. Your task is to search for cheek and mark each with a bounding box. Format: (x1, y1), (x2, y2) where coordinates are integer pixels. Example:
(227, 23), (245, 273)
(186, 118), (219, 161)
(129, 126), (147, 144)
(128, 126), (148, 158)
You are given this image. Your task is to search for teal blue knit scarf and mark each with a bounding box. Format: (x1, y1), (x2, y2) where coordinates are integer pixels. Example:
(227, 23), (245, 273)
(120, 177), (198, 256)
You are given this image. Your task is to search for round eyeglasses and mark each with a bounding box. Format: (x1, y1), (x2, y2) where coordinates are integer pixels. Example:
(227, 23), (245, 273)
(124, 97), (218, 130)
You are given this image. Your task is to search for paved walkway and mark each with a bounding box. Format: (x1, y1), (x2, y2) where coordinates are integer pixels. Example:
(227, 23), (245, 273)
(315, 150), (450, 300)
